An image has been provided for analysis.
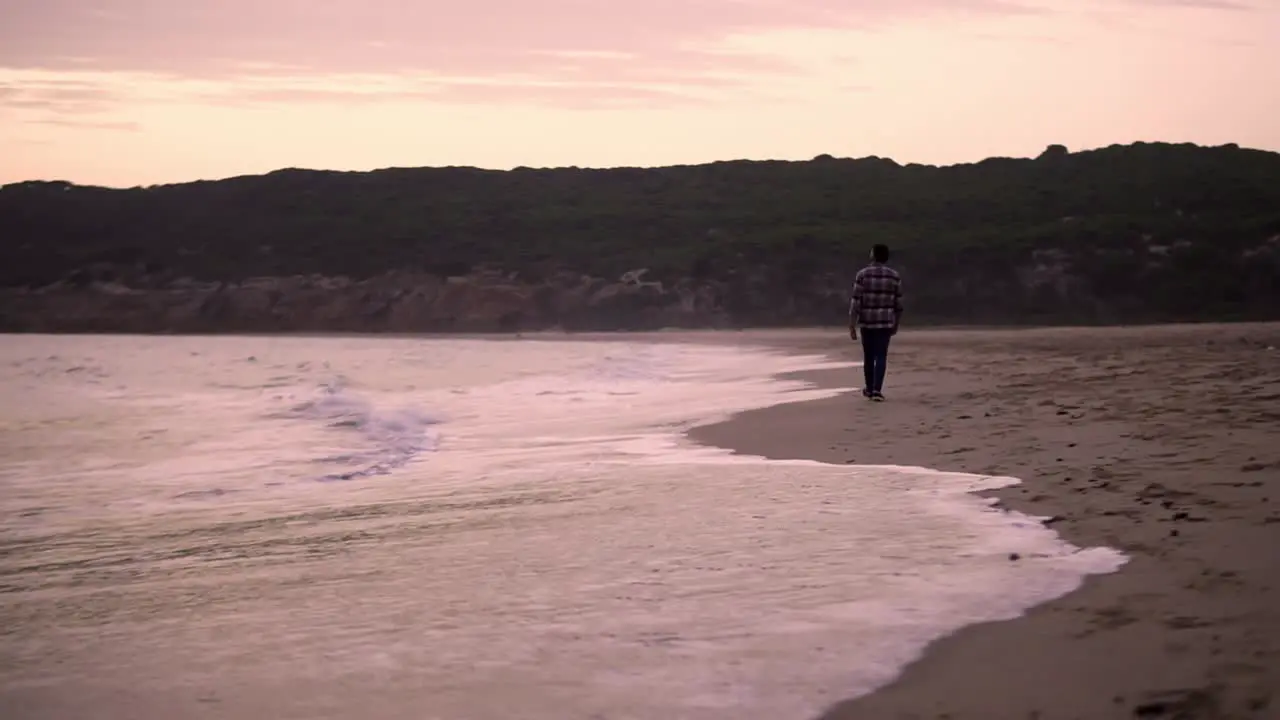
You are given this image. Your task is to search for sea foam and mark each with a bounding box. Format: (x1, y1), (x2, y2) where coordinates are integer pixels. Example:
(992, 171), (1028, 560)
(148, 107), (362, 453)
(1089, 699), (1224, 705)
(0, 333), (1125, 720)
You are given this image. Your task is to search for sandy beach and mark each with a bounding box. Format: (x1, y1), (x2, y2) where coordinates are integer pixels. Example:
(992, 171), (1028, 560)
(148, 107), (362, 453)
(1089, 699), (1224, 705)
(1, 325), (1275, 719)
(690, 323), (1280, 720)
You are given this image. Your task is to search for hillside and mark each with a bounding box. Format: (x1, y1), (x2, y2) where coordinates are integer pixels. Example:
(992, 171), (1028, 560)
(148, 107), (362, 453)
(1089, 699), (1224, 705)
(2, 141), (1278, 332)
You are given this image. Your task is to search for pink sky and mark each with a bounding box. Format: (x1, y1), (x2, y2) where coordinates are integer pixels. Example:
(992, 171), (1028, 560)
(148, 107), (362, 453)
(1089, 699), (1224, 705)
(1, 0), (1277, 187)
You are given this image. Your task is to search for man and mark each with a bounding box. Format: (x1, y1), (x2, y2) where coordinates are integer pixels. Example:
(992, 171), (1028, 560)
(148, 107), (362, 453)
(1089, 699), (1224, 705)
(848, 243), (903, 401)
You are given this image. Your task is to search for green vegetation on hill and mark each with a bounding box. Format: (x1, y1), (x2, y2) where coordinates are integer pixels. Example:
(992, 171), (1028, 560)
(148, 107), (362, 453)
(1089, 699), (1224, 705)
(2, 141), (1278, 326)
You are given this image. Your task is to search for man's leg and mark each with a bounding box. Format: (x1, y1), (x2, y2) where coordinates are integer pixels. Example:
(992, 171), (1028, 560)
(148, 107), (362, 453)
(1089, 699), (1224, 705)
(868, 329), (891, 396)
(874, 330), (892, 394)
(859, 329), (875, 395)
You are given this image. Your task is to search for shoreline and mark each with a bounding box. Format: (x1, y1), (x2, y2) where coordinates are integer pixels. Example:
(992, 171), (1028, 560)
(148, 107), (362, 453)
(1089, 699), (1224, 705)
(687, 323), (1280, 719)
(5, 316), (1279, 339)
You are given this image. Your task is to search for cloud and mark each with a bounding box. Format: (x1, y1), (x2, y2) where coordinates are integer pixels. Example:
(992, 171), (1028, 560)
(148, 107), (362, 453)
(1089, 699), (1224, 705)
(204, 77), (729, 110)
(0, 82), (117, 111)
(0, 67), (757, 118)
(0, 73), (143, 132)
(0, 0), (1043, 83)
(0, 79), (132, 130)
(1, 0), (1254, 116)
(26, 117), (141, 131)
(1127, 0), (1257, 9)
(1079, 0), (1266, 34)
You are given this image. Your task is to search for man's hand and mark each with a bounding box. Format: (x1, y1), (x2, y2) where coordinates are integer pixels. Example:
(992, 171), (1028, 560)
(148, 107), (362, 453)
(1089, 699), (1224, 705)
(849, 325), (858, 341)
(890, 324), (899, 337)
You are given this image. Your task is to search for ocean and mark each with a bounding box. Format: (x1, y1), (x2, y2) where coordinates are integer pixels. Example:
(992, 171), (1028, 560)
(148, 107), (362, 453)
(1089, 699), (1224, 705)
(0, 333), (1125, 720)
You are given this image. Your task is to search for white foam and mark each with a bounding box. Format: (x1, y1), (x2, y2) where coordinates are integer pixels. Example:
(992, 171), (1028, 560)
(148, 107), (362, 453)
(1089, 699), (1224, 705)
(0, 334), (1125, 720)
(286, 378), (441, 480)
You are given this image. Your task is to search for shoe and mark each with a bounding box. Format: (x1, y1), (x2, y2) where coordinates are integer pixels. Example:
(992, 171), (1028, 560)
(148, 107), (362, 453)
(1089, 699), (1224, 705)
(861, 388), (873, 399)
(871, 391), (885, 402)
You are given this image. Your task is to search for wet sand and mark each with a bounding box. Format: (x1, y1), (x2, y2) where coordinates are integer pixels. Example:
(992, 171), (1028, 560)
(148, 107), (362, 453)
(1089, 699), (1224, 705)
(690, 323), (1280, 720)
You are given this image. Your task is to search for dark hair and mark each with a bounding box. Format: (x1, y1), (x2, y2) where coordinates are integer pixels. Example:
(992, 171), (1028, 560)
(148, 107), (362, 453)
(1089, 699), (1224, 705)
(872, 244), (890, 263)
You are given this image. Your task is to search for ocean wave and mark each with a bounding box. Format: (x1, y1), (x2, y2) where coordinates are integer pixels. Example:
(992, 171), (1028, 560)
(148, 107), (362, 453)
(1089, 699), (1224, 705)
(287, 378), (440, 481)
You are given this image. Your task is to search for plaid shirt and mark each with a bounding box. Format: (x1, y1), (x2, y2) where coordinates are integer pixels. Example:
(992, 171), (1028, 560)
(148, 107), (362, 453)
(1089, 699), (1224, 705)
(849, 262), (903, 330)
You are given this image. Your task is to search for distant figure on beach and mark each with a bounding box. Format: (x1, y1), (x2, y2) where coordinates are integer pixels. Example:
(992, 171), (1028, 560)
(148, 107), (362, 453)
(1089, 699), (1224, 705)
(848, 243), (904, 401)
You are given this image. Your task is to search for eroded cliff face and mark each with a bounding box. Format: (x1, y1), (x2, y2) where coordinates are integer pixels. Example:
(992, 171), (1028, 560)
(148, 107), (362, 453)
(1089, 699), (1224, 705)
(7, 242), (1276, 334)
(6, 228), (1280, 334)
(0, 268), (739, 333)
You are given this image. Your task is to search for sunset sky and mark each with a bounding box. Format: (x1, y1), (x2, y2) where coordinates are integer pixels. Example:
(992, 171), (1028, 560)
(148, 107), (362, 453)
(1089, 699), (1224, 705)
(2, 0), (1277, 187)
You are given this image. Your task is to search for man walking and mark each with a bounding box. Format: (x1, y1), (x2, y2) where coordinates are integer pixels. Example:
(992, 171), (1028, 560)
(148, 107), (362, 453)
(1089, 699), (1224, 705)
(849, 243), (903, 401)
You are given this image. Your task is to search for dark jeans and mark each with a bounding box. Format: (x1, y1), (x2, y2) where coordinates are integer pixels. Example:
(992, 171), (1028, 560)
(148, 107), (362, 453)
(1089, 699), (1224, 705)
(860, 328), (893, 393)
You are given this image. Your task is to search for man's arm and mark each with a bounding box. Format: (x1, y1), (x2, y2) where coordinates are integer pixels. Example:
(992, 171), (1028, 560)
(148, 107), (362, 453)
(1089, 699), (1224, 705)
(892, 276), (904, 334)
(848, 273), (863, 339)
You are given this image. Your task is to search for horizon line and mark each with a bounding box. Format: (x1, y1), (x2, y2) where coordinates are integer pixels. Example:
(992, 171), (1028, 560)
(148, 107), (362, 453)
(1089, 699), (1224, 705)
(2, 139), (1270, 192)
